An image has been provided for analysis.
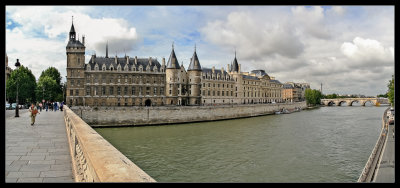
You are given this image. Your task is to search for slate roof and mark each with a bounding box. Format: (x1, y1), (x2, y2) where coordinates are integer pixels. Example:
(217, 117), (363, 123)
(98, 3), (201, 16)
(202, 68), (229, 76)
(66, 40), (85, 48)
(188, 50), (202, 71)
(251, 70), (269, 77)
(166, 48), (180, 69)
(270, 80), (282, 84)
(231, 56), (239, 72)
(85, 56), (162, 72)
(242, 75), (260, 80)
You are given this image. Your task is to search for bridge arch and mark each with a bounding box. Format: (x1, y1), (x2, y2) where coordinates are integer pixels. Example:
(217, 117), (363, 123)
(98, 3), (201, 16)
(348, 100), (359, 106)
(338, 101), (348, 106)
(362, 100), (375, 106)
(327, 101), (335, 106)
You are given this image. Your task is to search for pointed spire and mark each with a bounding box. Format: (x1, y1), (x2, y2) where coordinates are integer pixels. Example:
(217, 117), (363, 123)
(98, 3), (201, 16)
(188, 44), (202, 71)
(105, 41), (108, 58)
(231, 49), (239, 72)
(69, 16), (76, 41)
(166, 42), (180, 69)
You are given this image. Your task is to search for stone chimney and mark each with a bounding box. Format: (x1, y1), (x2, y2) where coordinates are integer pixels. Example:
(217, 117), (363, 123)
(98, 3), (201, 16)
(134, 56), (137, 65)
(126, 56), (129, 64)
(82, 35), (85, 45)
(149, 57), (152, 66)
(162, 57), (165, 66)
(227, 64), (230, 73)
(212, 66), (215, 73)
(238, 64), (241, 73)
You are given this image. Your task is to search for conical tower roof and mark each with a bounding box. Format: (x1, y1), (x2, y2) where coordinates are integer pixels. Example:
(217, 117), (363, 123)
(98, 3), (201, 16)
(166, 43), (180, 69)
(188, 45), (202, 71)
(231, 50), (239, 72)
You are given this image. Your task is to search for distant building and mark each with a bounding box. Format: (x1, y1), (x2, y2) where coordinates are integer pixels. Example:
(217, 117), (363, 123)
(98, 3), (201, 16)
(5, 53), (12, 83)
(66, 20), (284, 107)
(282, 82), (309, 102)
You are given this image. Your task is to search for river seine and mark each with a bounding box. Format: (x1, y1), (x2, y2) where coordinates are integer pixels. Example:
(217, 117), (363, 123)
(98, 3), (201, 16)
(94, 105), (386, 182)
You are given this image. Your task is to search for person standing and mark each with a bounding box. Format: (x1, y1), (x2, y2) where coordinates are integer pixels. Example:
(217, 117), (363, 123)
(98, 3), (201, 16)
(28, 103), (40, 126)
(60, 102), (63, 111)
(39, 102), (42, 112)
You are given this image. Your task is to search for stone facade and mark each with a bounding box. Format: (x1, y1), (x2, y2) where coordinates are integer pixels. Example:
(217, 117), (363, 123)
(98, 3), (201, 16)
(5, 53), (12, 85)
(72, 101), (307, 127)
(66, 21), (287, 107)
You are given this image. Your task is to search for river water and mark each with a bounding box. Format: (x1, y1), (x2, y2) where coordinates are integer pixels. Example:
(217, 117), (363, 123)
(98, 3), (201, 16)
(94, 105), (386, 182)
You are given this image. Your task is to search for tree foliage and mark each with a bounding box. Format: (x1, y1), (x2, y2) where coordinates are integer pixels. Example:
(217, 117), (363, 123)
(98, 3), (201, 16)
(39, 67), (62, 87)
(37, 67), (64, 102)
(387, 75), (394, 106)
(305, 88), (323, 106)
(35, 75), (59, 102)
(6, 65), (37, 104)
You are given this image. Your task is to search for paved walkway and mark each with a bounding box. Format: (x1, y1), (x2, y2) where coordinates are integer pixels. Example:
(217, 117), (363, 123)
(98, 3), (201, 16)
(373, 122), (395, 182)
(5, 109), (74, 182)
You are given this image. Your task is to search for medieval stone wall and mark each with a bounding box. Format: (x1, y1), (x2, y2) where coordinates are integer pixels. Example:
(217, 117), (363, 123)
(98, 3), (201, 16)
(71, 101), (307, 127)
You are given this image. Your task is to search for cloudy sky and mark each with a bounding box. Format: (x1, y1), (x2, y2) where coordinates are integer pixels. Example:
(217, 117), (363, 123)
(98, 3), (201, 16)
(6, 6), (394, 96)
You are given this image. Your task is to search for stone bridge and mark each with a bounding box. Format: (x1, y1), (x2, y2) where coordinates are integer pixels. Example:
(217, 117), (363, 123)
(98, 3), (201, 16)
(320, 98), (389, 106)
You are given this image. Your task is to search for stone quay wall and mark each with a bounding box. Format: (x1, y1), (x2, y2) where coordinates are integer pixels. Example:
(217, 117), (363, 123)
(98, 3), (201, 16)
(70, 101), (307, 127)
(63, 105), (156, 182)
(357, 106), (390, 182)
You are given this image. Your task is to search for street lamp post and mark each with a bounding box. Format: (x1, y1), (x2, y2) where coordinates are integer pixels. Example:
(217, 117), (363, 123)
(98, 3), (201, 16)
(14, 59), (21, 117)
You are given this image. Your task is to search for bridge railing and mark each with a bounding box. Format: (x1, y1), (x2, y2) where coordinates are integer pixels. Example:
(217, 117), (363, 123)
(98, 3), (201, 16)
(63, 105), (156, 182)
(357, 107), (390, 182)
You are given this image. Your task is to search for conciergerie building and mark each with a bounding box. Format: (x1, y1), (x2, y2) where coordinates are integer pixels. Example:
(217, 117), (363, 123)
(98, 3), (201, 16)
(66, 21), (284, 107)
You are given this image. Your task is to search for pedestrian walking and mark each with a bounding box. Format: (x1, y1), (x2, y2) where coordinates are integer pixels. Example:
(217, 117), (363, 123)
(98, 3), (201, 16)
(54, 102), (58, 112)
(39, 102), (43, 112)
(28, 103), (40, 126)
(45, 102), (48, 111)
(60, 102), (63, 111)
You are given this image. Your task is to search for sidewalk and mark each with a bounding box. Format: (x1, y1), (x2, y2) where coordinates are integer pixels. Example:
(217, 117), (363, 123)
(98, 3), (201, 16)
(373, 122), (395, 182)
(5, 109), (74, 182)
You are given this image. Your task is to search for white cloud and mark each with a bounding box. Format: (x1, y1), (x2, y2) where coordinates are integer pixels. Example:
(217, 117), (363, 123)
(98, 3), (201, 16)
(340, 37), (394, 68)
(6, 27), (66, 80)
(291, 6), (331, 39)
(6, 6), (140, 81)
(201, 11), (304, 61)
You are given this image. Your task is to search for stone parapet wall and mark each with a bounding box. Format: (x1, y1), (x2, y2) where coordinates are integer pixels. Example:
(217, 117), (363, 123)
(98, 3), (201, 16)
(71, 102), (307, 127)
(63, 105), (156, 182)
(357, 107), (390, 182)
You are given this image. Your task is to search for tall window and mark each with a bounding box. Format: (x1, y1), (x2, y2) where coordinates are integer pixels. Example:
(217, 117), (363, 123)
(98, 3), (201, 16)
(154, 87), (157, 95)
(110, 87), (114, 95)
(117, 87), (121, 95)
(146, 87), (150, 95)
(86, 87), (91, 96)
(132, 87), (136, 95)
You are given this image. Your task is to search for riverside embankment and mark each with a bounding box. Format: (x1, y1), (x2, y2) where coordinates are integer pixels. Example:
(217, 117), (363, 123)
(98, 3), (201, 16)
(70, 101), (307, 127)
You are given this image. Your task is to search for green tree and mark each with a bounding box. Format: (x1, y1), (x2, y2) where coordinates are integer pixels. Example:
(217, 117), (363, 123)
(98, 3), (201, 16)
(6, 65), (37, 104)
(387, 75), (394, 106)
(39, 67), (62, 86)
(35, 75), (59, 102)
(305, 88), (323, 106)
(37, 67), (64, 102)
